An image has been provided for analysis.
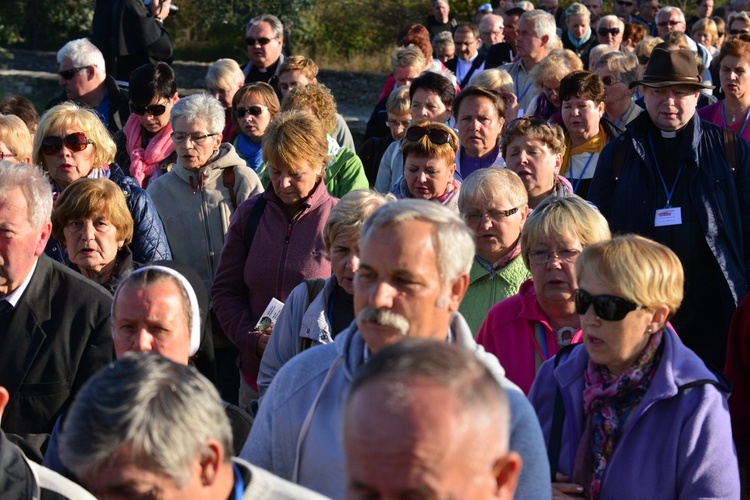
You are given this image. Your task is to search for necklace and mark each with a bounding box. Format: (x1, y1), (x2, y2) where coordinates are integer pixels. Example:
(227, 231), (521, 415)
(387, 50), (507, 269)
(728, 102), (750, 123)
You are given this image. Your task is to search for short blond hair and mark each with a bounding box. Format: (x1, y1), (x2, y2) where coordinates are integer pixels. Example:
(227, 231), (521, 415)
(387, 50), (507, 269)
(469, 68), (514, 93)
(529, 49), (584, 87)
(520, 195), (611, 269)
(278, 55), (319, 80)
(263, 110), (329, 176)
(34, 102), (116, 168)
(205, 58), (245, 91)
(391, 44), (427, 72)
(576, 234), (684, 317)
(458, 168), (528, 214)
(324, 190), (391, 253)
(386, 86), (411, 114)
(0, 114), (32, 161)
(281, 83), (338, 135)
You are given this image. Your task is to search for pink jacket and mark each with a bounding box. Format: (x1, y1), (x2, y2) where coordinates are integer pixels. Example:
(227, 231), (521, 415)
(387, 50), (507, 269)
(475, 279), (582, 394)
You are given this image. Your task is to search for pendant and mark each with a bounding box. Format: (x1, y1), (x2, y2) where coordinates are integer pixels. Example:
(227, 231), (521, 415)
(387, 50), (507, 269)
(733, 114), (738, 123)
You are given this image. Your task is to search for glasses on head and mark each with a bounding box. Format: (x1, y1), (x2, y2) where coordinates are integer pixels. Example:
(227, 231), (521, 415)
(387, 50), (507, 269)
(170, 132), (219, 145)
(598, 27), (620, 36)
(41, 132), (94, 155)
(657, 20), (682, 28)
(730, 28), (750, 35)
(59, 66), (88, 80)
(0, 152), (15, 160)
(404, 125), (455, 147)
(616, 0), (633, 5)
(463, 207), (519, 225)
(132, 103), (167, 116)
(245, 36), (278, 46)
(637, 55), (650, 65)
(506, 116), (552, 133)
(602, 75), (621, 86)
(234, 105), (266, 118)
(528, 247), (581, 265)
(574, 288), (642, 321)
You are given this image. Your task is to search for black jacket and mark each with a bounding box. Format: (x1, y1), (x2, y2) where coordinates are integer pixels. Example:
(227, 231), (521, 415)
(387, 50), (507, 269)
(484, 42), (514, 69)
(446, 53), (487, 89)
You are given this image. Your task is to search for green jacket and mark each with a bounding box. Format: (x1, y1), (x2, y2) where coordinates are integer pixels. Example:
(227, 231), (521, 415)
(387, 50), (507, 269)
(459, 255), (531, 335)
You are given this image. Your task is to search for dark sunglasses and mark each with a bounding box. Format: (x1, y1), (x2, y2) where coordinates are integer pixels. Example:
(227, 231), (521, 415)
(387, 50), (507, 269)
(132, 104), (167, 116)
(602, 75), (621, 86)
(41, 132), (94, 155)
(574, 288), (641, 321)
(616, 0), (633, 5)
(234, 105), (266, 118)
(637, 55), (650, 65)
(245, 36), (277, 46)
(598, 27), (620, 36)
(405, 125), (454, 147)
(59, 66), (88, 80)
(657, 20), (681, 27)
(730, 29), (750, 35)
(718, 32), (725, 37)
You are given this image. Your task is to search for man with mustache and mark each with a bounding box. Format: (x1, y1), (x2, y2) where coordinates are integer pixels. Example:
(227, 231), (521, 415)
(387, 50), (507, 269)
(240, 199), (550, 499)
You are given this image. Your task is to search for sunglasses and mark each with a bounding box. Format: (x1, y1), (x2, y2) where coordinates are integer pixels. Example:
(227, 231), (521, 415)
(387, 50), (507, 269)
(598, 27), (620, 36)
(718, 32), (725, 37)
(730, 29), (750, 35)
(616, 0), (633, 4)
(59, 66), (88, 80)
(132, 104), (167, 116)
(575, 288), (642, 321)
(245, 36), (278, 46)
(404, 125), (454, 147)
(637, 55), (650, 65)
(234, 105), (266, 118)
(41, 133), (94, 155)
(602, 75), (621, 86)
(657, 20), (681, 27)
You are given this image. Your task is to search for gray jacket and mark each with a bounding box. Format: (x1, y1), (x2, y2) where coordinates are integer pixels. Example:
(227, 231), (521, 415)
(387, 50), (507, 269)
(234, 457), (328, 499)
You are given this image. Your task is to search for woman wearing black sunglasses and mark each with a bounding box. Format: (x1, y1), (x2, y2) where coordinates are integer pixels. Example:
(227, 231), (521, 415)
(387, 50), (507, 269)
(230, 82), (280, 174)
(114, 62), (179, 188)
(33, 102), (172, 265)
(530, 234), (739, 499)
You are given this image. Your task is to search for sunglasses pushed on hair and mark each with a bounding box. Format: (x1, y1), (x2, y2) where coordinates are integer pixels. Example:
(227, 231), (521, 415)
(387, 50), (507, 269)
(132, 103), (167, 116)
(574, 289), (642, 321)
(41, 133), (94, 155)
(405, 125), (455, 147)
(234, 105), (267, 118)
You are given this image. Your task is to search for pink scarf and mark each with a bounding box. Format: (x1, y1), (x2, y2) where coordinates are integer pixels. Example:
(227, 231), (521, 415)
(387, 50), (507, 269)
(124, 113), (175, 187)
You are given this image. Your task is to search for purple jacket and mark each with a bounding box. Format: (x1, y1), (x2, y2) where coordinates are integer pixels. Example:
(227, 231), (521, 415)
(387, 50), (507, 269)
(529, 326), (739, 499)
(212, 181), (338, 384)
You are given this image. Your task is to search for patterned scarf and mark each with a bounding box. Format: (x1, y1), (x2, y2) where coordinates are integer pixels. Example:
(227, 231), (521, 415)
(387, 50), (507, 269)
(124, 113), (175, 187)
(576, 330), (664, 499)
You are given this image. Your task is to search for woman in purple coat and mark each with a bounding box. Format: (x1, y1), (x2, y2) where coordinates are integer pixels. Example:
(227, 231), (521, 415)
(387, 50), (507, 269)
(530, 235), (739, 499)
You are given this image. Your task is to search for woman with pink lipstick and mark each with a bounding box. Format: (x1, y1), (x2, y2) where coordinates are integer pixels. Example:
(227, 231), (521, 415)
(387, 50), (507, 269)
(476, 195), (611, 394)
(230, 82), (280, 174)
(502, 116), (574, 210)
(257, 190), (390, 396)
(392, 120), (461, 211)
(530, 235), (739, 499)
(699, 37), (750, 143)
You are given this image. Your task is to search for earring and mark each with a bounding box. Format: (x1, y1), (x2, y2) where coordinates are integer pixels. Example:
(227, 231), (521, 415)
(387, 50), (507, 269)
(647, 327), (653, 334)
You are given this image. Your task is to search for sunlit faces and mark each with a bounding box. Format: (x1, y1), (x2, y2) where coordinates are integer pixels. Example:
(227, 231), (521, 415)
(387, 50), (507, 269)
(515, 18), (548, 62)
(433, 0), (450, 23)
(454, 30), (480, 61)
(42, 128), (97, 189)
(393, 65), (423, 88)
(582, 0), (602, 21)
(278, 70), (316, 97)
(505, 137), (562, 201)
(596, 67), (632, 106)
(329, 233), (360, 295)
(268, 159), (321, 207)
(541, 76), (562, 108)
(456, 95), (504, 158)
(245, 21), (283, 69)
(404, 155), (456, 200)
(208, 79), (244, 109)
(503, 13), (521, 47)
(112, 281), (192, 364)
(63, 216), (124, 278)
(613, 0), (635, 18)
(528, 234), (583, 309)
(720, 55), (750, 101)
(462, 196), (528, 263)
(58, 57), (96, 101)
(693, 30), (713, 49)
(597, 20), (623, 49)
(642, 85), (700, 131)
(639, 0), (659, 23)
(729, 19), (750, 37)
(171, 117), (222, 170)
(656, 10), (685, 37)
(561, 96), (605, 145)
(566, 14), (590, 41)
(236, 93), (273, 143)
(386, 111), (412, 141)
(136, 94), (178, 135)
(697, 0), (714, 18)
(410, 88), (452, 123)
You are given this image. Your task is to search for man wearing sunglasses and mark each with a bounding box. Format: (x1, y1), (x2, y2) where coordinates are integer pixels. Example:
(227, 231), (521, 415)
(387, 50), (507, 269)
(654, 6), (713, 83)
(613, 0), (636, 22)
(46, 38), (131, 134)
(243, 14), (285, 86)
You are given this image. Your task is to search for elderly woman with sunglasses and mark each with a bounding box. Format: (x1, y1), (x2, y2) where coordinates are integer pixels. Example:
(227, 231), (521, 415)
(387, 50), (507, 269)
(529, 235), (739, 499)
(594, 52), (643, 129)
(34, 102), (171, 264)
(113, 62), (179, 188)
(391, 120), (461, 210)
(231, 82), (280, 174)
(596, 15), (624, 51)
(502, 116), (574, 209)
(475, 196), (610, 394)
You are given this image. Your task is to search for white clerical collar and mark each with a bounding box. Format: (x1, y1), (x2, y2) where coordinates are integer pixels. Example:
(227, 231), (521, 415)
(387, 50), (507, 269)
(660, 130), (677, 138)
(3, 258), (38, 308)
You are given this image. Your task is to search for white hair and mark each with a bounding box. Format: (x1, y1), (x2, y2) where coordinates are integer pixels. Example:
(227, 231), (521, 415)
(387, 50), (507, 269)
(0, 161), (52, 230)
(57, 38), (106, 80)
(521, 10), (558, 40)
(657, 6), (686, 24)
(169, 92), (226, 134)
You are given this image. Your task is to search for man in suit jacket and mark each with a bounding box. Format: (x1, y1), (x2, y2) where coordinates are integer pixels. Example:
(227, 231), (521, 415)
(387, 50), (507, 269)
(447, 23), (486, 88)
(0, 162), (113, 462)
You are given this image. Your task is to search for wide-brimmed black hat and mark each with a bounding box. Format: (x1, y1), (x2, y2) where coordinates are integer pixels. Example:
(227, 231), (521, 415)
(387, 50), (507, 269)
(629, 46), (714, 89)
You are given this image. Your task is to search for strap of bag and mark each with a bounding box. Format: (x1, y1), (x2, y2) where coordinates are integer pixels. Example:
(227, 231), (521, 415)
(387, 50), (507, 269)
(222, 166), (238, 210)
(242, 195), (267, 249)
(297, 278), (327, 353)
(548, 343), (576, 482)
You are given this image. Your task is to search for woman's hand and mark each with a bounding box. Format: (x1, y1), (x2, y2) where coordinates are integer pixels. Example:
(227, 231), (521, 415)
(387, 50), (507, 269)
(255, 331), (270, 357)
(552, 473), (585, 499)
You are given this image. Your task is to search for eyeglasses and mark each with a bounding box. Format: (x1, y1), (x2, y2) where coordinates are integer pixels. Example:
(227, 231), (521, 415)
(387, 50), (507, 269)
(463, 207), (519, 224)
(657, 20), (682, 28)
(455, 39), (478, 47)
(730, 29), (750, 35)
(404, 125), (455, 147)
(637, 55), (650, 65)
(234, 105), (266, 118)
(0, 152), (15, 160)
(598, 27), (620, 36)
(59, 66), (88, 80)
(480, 29), (503, 36)
(41, 132), (95, 155)
(245, 36), (278, 46)
(132, 103), (167, 116)
(386, 118), (411, 128)
(574, 288), (642, 321)
(542, 85), (559, 96)
(602, 75), (621, 86)
(616, 0), (633, 5)
(506, 116), (552, 133)
(170, 132), (219, 145)
(528, 247), (581, 265)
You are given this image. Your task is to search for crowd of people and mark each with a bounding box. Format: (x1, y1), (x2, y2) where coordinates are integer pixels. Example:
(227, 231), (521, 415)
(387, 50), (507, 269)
(0, 0), (749, 497)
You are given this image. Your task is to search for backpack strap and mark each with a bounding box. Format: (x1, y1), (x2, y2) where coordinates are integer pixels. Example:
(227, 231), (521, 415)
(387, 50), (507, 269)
(242, 195), (268, 249)
(723, 127), (739, 182)
(547, 343), (577, 482)
(297, 279), (328, 354)
(223, 166), (238, 210)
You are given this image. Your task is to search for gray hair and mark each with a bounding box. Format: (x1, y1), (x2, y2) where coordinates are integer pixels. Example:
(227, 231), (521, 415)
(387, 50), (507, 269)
(245, 13), (284, 38)
(348, 339), (510, 450)
(361, 199), (475, 286)
(596, 51), (639, 86)
(459, 168), (528, 214)
(657, 6), (686, 24)
(0, 162), (52, 230)
(59, 352), (233, 487)
(169, 93), (226, 135)
(520, 10), (557, 41)
(597, 14), (625, 32)
(56, 38), (106, 80)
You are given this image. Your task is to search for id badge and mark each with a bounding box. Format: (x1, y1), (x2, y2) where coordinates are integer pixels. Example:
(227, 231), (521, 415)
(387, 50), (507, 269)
(654, 207), (682, 227)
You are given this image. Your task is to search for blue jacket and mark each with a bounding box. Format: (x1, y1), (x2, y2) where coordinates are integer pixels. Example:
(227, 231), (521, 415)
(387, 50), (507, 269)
(241, 313), (551, 499)
(529, 327), (740, 499)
